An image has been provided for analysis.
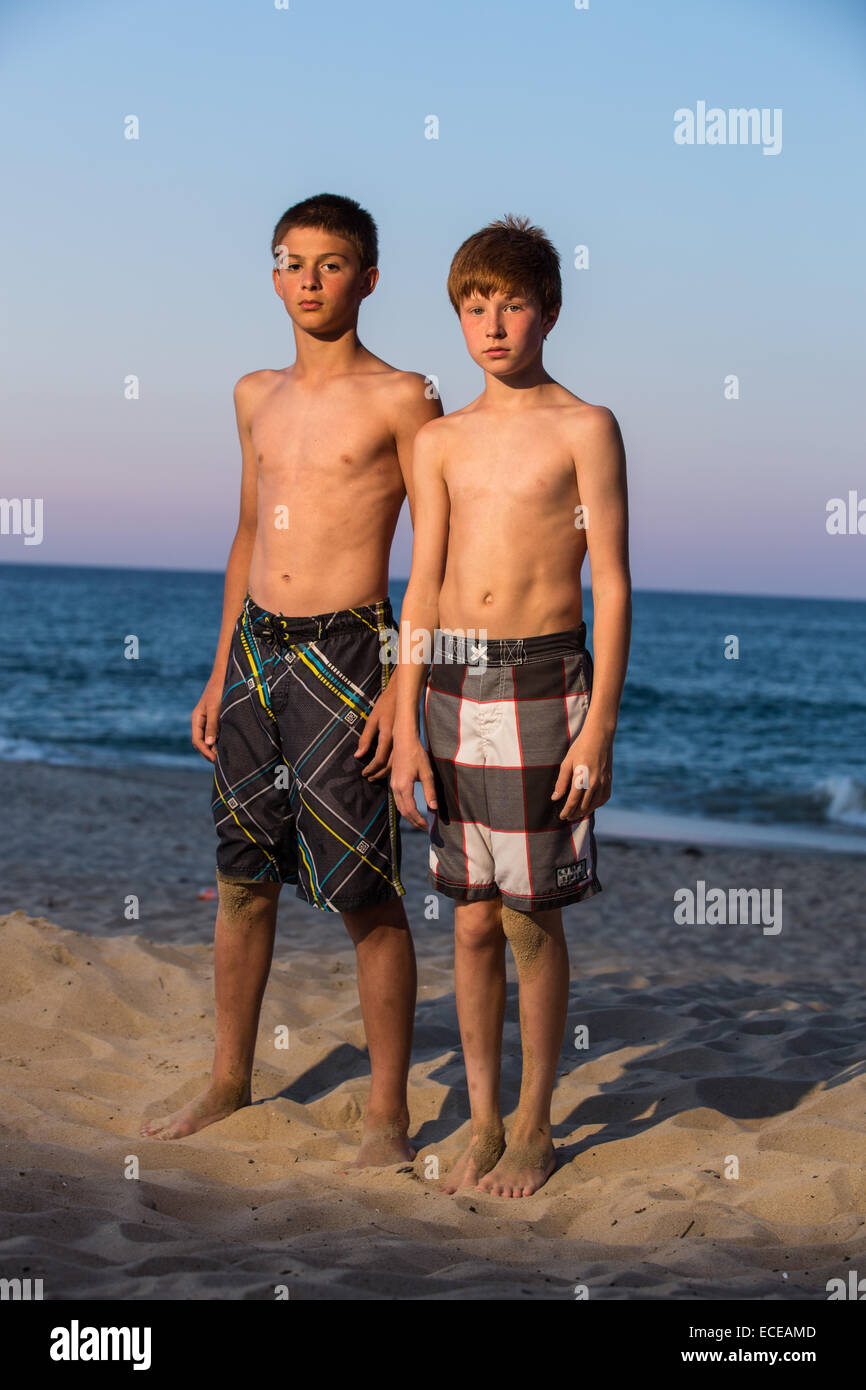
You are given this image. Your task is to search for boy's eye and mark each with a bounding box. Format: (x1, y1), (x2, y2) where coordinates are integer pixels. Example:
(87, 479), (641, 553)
(322, 262), (342, 271)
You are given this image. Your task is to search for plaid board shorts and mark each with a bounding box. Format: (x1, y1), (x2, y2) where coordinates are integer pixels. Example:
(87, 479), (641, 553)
(423, 624), (603, 912)
(211, 593), (404, 912)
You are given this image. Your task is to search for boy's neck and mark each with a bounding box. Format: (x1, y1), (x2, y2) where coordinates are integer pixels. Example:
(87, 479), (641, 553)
(481, 358), (556, 406)
(291, 321), (369, 379)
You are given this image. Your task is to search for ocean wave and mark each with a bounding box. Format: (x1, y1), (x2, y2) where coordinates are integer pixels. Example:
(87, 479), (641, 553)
(814, 775), (866, 829)
(0, 735), (200, 771)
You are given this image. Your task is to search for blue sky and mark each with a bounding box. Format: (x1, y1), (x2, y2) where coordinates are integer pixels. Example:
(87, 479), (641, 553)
(1, 0), (864, 596)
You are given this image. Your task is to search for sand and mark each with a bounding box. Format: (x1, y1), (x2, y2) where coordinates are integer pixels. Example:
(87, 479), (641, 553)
(1, 759), (864, 1300)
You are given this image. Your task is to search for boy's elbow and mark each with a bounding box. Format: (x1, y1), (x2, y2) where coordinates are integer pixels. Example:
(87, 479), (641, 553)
(591, 569), (632, 601)
(234, 515), (257, 546)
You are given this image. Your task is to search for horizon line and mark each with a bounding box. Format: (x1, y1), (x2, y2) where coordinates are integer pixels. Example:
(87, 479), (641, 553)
(0, 560), (863, 606)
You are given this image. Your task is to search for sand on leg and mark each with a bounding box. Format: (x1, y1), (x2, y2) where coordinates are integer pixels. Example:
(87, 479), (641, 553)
(340, 894), (417, 1168)
(440, 897), (507, 1192)
(140, 877), (280, 1140)
(475, 904), (568, 1197)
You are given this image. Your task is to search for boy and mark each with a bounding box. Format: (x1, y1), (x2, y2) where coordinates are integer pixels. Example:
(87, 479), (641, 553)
(142, 193), (442, 1167)
(391, 215), (631, 1197)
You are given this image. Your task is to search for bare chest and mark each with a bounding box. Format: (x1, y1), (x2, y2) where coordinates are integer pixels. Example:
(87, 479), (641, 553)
(251, 387), (399, 498)
(445, 445), (577, 514)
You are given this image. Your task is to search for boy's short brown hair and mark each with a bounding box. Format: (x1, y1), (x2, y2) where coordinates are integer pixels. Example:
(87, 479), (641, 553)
(447, 214), (562, 319)
(271, 193), (378, 271)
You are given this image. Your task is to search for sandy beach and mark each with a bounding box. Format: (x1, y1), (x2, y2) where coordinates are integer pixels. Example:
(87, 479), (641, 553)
(1, 758), (864, 1300)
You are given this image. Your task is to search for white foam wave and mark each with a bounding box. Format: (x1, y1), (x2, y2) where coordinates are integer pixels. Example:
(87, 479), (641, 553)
(815, 775), (866, 829)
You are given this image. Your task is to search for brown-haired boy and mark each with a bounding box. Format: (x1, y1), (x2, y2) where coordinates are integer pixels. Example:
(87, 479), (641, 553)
(142, 193), (442, 1167)
(392, 215), (631, 1196)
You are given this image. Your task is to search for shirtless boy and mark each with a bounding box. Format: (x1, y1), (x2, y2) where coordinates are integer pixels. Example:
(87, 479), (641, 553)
(142, 193), (442, 1166)
(391, 215), (631, 1196)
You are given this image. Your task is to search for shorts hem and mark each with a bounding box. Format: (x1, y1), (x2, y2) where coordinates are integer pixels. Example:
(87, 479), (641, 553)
(296, 881), (406, 914)
(215, 868), (297, 887)
(428, 871), (603, 910)
(500, 878), (603, 911)
(426, 874), (502, 904)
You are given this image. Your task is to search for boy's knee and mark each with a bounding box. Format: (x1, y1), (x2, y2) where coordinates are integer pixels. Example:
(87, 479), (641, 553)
(341, 895), (411, 944)
(455, 900), (504, 949)
(216, 874), (269, 924)
(501, 905), (548, 971)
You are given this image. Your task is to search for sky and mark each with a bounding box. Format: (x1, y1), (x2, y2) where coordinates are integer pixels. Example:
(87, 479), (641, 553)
(1, 0), (864, 597)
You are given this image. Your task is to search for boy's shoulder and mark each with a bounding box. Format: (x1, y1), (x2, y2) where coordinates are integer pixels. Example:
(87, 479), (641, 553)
(370, 363), (437, 405)
(554, 393), (619, 435)
(410, 404), (467, 456)
(524, 390), (621, 454)
(232, 367), (287, 405)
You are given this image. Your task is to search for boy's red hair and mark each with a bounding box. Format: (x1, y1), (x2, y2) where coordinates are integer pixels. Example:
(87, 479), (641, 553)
(447, 214), (562, 318)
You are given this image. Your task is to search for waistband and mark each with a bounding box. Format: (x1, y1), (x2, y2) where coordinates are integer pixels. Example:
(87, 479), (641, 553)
(243, 592), (393, 644)
(432, 623), (587, 667)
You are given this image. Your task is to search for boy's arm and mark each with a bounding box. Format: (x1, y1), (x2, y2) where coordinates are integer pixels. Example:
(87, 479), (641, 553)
(390, 421), (450, 827)
(553, 406), (631, 817)
(191, 375), (259, 762)
(391, 372), (445, 526)
(355, 374), (443, 779)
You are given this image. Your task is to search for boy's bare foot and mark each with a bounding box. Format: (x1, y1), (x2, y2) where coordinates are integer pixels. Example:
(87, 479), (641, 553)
(475, 1130), (557, 1197)
(343, 1112), (415, 1171)
(140, 1079), (250, 1140)
(439, 1125), (506, 1194)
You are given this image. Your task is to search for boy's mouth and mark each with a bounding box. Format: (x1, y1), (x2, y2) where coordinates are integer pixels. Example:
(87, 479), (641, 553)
(298, 300), (324, 309)
(484, 347), (509, 356)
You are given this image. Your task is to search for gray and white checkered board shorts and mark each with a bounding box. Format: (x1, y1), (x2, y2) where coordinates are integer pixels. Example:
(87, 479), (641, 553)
(423, 624), (603, 912)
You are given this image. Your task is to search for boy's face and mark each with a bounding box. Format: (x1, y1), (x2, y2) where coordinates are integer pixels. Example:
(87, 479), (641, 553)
(458, 289), (559, 376)
(272, 226), (377, 332)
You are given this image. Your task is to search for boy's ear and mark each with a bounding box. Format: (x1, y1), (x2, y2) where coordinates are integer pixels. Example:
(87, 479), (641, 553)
(542, 305), (561, 339)
(358, 265), (379, 300)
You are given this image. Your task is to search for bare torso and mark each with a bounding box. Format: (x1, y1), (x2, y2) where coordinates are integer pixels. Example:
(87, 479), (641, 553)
(245, 361), (413, 615)
(438, 388), (597, 639)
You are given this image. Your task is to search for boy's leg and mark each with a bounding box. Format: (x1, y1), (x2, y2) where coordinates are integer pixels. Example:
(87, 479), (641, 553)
(340, 895), (417, 1168)
(475, 904), (569, 1197)
(440, 897), (508, 1192)
(141, 599), (298, 1141)
(141, 878), (280, 1140)
(261, 597), (415, 1166)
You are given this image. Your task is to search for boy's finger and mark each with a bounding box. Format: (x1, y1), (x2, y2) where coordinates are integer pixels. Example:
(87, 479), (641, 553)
(560, 786), (587, 820)
(192, 733), (216, 763)
(396, 784), (427, 829)
(551, 759), (572, 800)
(361, 724), (394, 775)
(421, 770), (438, 811)
(364, 753), (394, 780)
(361, 751), (387, 778)
(205, 707), (219, 748)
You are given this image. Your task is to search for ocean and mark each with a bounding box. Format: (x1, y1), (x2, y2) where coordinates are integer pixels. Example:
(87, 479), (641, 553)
(2, 563), (864, 853)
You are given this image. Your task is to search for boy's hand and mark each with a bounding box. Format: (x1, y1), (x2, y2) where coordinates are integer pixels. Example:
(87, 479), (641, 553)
(552, 731), (613, 820)
(391, 735), (438, 830)
(355, 675), (397, 780)
(191, 676), (223, 763)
